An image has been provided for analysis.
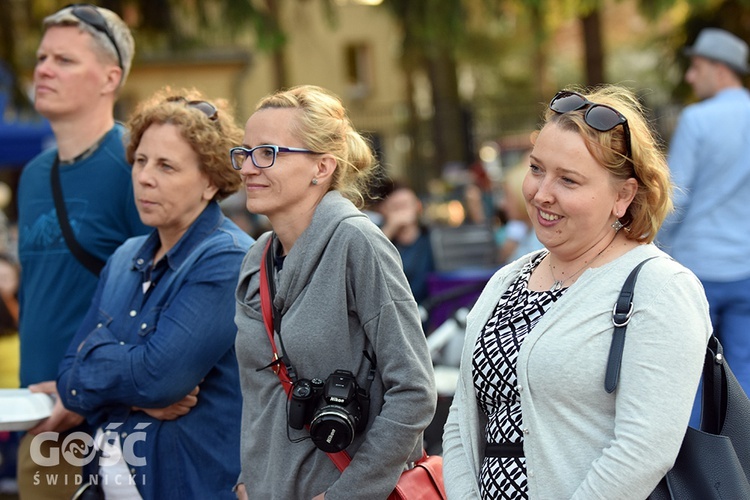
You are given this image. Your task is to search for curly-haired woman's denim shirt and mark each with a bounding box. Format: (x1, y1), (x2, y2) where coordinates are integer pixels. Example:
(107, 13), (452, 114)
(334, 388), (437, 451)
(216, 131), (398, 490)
(58, 201), (254, 499)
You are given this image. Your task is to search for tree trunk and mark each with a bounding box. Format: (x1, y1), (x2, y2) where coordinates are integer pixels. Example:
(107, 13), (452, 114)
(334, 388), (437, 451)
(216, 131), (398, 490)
(270, 49), (288, 91)
(266, 0), (288, 90)
(581, 9), (605, 86)
(402, 69), (429, 193)
(531, 3), (550, 103)
(426, 49), (469, 179)
(0, 2), (28, 112)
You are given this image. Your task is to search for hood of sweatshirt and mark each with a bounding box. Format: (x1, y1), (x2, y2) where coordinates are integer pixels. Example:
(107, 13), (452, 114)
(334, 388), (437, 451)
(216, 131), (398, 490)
(235, 190), (369, 319)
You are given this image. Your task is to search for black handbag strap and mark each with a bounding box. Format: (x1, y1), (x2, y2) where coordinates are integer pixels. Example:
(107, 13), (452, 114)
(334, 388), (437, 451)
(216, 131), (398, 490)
(51, 156), (105, 276)
(603, 258), (739, 432)
(604, 256), (658, 393)
(701, 335), (725, 434)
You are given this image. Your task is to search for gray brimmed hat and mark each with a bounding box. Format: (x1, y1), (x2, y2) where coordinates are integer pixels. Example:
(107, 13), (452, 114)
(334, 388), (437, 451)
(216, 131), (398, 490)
(684, 28), (749, 75)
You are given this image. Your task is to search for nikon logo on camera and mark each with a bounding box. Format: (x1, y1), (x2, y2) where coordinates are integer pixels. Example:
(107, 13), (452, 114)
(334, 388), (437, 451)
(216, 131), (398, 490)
(326, 429), (336, 444)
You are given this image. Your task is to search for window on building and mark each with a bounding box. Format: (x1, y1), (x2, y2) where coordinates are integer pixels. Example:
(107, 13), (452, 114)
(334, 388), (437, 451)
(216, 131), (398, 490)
(344, 43), (373, 100)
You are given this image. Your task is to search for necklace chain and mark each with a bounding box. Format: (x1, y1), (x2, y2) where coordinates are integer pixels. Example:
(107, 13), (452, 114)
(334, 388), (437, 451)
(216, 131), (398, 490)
(548, 240), (614, 291)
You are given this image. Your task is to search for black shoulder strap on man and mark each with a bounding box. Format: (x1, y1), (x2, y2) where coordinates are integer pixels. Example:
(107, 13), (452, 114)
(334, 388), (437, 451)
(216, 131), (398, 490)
(50, 156), (105, 276)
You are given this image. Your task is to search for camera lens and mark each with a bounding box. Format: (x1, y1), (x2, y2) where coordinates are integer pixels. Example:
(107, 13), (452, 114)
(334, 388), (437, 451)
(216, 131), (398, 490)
(309, 406), (357, 453)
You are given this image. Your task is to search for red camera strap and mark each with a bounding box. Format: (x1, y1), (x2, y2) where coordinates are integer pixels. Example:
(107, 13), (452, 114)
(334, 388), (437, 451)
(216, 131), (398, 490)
(259, 239), (292, 390)
(258, 238), (352, 472)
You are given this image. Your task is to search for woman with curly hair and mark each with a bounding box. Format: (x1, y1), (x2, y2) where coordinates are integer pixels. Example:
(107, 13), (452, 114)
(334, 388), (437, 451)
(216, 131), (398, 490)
(58, 87), (253, 499)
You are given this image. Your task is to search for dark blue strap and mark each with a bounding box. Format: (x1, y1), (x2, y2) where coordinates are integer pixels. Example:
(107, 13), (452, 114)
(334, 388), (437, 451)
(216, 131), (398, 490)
(604, 257), (659, 393)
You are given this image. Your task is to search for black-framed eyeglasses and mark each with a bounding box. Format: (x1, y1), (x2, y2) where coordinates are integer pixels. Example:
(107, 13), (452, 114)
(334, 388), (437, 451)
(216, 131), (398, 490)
(549, 90), (632, 161)
(66, 4), (123, 70)
(166, 96), (218, 121)
(229, 145), (316, 170)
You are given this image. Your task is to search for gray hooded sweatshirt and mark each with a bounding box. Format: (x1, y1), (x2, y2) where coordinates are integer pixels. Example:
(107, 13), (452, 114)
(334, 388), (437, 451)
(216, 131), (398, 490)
(235, 191), (437, 500)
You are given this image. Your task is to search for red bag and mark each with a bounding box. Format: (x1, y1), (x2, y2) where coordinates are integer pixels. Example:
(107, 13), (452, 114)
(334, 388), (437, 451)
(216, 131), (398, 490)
(388, 452), (446, 500)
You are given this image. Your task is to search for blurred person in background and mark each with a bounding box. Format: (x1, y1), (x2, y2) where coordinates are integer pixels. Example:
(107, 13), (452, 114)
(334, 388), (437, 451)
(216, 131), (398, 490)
(0, 253), (20, 496)
(375, 180), (435, 304)
(464, 159), (495, 226)
(0, 252), (20, 388)
(497, 156), (544, 265)
(463, 183), (489, 226)
(15, 5), (148, 497)
(657, 28), (750, 425)
(58, 87), (252, 499)
(0, 183), (14, 256)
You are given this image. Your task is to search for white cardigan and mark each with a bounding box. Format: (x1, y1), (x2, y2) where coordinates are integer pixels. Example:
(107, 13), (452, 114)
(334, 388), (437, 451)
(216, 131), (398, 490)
(442, 244), (712, 499)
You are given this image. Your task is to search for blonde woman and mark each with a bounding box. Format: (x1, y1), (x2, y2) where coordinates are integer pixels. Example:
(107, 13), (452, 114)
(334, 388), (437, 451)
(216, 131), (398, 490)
(233, 85), (436, 500)
(443, 86), (712, 499)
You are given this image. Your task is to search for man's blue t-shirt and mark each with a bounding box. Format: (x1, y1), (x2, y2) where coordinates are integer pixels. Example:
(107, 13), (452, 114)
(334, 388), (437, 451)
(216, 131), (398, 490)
(17, 124), (149, 386)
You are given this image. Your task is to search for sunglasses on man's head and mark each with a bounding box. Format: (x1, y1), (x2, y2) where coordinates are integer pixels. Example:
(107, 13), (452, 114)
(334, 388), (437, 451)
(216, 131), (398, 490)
(166, 96), (219, 121)
(549, 91), (632, 161)
(65, 4), (123, 70)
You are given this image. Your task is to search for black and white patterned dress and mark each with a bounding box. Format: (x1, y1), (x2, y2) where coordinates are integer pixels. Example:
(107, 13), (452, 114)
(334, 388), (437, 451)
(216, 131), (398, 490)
(472, 252), (566, 499)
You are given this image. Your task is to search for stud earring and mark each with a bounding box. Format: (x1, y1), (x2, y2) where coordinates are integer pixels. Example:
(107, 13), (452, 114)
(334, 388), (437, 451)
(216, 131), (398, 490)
(311, 178), (318, 185)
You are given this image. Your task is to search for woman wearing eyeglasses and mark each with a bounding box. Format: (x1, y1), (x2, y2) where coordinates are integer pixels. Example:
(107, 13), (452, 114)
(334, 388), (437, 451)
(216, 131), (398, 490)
(57, 87), (253, 499)
(442, 85), (712, 499)
(232, 85), (436, 500)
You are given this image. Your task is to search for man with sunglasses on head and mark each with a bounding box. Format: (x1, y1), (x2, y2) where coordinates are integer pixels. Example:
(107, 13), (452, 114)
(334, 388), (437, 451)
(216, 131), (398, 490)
(15, 4), (148, 498)
(657, 28), (750, 427)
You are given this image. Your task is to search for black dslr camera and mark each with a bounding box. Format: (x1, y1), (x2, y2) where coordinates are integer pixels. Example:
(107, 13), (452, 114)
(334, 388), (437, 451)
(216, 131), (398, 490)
(288, 369), (369, 453)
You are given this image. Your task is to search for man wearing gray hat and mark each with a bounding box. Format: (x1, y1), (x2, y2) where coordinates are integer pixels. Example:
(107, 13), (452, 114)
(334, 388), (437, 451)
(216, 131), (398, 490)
(658, 27), (750, 426)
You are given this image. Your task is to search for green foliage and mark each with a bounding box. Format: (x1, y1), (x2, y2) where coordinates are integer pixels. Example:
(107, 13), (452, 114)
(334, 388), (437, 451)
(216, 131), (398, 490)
(382, 0), (468, 56)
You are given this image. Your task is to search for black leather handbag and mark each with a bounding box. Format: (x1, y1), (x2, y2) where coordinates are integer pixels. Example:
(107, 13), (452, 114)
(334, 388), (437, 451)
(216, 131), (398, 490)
(605, 259), (750, 499)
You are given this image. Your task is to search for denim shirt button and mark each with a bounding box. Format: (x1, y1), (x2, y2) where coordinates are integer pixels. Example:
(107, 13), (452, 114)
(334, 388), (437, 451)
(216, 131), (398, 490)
(141, 323), (147, 330)
(136, 258), (144, 265)
(121, 432), (127, 439)
(129, 310), (137, 317)
(119, 341), (125, 345)
(70, 389), (77, 396)
(97, 323), (103, 328)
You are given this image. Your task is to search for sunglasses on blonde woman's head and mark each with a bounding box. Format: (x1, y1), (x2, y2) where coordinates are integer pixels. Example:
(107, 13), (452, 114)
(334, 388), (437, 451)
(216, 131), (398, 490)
(549, 91), (632, 161)
(166, 96), (218, 121)
(65, 3), (123, 70)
